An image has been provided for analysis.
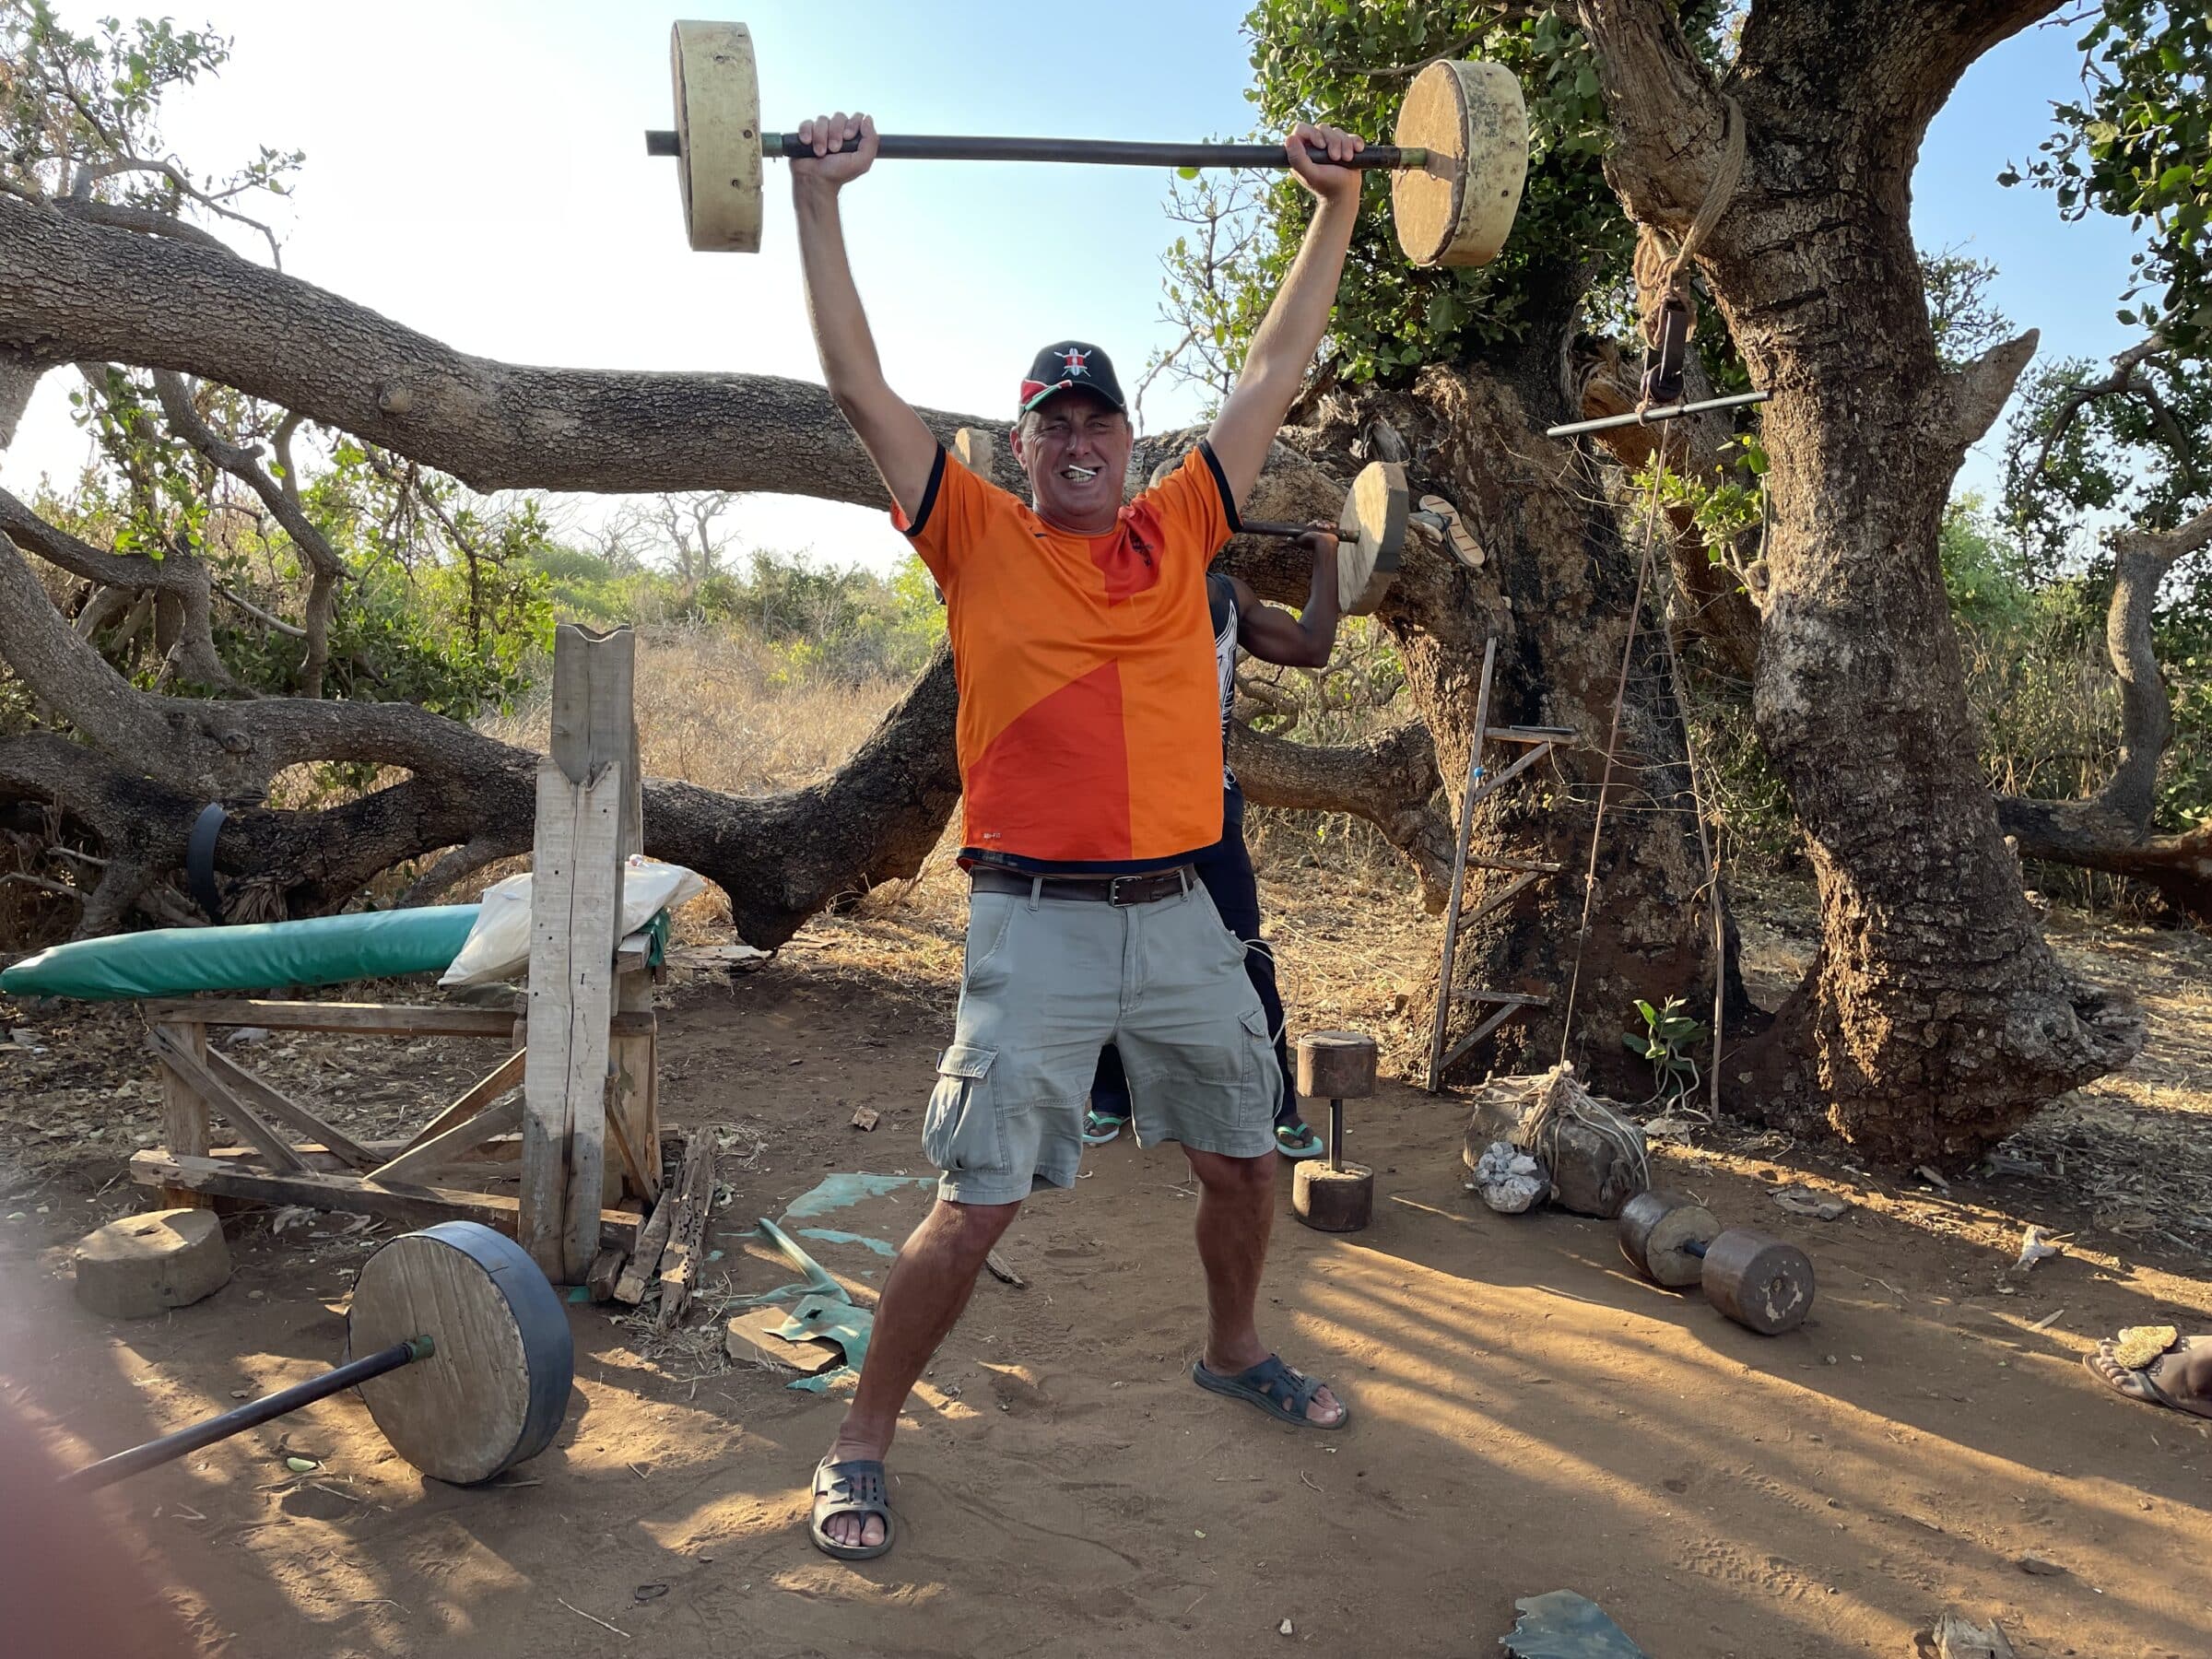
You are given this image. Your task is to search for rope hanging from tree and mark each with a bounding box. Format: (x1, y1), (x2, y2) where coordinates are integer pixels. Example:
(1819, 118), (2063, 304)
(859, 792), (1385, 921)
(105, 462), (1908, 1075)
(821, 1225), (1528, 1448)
(1631, 96), (1747, 406)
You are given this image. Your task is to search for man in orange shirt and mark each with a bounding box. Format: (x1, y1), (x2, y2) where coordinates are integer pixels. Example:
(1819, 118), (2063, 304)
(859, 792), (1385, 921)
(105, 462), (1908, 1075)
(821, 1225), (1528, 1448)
(793, 105), (1366, 1559)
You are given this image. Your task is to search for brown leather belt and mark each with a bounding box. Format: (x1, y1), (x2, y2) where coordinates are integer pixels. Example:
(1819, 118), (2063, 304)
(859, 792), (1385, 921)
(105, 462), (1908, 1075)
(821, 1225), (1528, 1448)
(970, 865), (1196, 907)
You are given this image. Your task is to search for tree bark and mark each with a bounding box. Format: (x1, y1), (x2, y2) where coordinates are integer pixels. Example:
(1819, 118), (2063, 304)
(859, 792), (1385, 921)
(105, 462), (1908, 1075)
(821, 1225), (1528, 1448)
(1230, 719), (1454, 906)
(1576, 0), (2144, 1164)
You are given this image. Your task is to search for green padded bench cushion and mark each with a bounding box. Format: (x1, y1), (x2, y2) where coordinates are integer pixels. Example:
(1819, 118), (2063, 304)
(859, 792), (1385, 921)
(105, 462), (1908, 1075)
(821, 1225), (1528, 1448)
(0, 906), (481, 1003)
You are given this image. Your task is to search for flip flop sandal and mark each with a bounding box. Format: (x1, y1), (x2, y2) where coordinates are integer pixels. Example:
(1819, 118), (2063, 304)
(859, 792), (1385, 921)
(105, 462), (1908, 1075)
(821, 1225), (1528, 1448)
(1082, 1110), (1128, 1147)
(1193, 1354), (1349, 1430)
(1275, 1122), (1325, 1160)
(2085, 1338), (2212, 1420)
(809, 1456), (896, 1560)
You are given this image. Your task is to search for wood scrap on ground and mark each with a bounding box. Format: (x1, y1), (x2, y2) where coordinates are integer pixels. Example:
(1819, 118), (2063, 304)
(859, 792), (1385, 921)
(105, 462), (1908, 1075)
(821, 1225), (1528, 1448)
(612, 1135), (689, 1304)
(724, 1306), (841, 1374)
(653, 1130), (718, 1331)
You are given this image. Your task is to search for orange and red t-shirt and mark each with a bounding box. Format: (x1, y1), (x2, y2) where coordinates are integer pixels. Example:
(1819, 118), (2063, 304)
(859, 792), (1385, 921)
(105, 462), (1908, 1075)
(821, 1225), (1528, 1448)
(897, 442), (1242, 872)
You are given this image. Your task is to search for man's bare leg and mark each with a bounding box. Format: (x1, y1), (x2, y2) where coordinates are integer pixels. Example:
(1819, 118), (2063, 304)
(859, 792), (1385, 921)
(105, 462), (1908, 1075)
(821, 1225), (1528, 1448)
(1182, 1146), (1344, 1426)
(819, 1195), (1020, 1548)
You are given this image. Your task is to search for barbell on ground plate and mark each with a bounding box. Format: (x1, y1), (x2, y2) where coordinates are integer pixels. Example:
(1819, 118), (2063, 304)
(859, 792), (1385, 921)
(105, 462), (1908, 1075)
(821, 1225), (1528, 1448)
(1617, 1190), (1817, 1336)
(645, 21), (1527, 267)
(62, 1221), (573, 1491)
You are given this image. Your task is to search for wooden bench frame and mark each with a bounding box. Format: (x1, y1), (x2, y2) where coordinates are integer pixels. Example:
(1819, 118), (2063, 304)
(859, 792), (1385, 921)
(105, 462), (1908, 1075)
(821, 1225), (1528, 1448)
(126, 626), (661, 1281)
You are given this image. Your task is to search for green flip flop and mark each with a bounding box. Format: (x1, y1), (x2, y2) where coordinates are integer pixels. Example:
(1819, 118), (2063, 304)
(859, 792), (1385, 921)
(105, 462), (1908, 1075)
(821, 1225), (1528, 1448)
(1082, 1109), (1128, 1147)
(1275, 1121), (1324, 1160)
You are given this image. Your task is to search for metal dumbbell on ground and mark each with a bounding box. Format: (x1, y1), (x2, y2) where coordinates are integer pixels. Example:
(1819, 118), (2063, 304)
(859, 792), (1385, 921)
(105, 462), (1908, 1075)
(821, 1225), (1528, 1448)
(646, 22), (1528, 268)
(1616, 1190), (1817, 1336)
(63, 1221), (572, 1490)
(1291, 1030), (1378, 1233)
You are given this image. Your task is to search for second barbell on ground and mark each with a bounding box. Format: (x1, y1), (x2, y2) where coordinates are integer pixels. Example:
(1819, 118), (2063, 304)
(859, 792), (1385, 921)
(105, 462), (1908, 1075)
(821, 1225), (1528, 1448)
(1616, 1190), (1818, 1336)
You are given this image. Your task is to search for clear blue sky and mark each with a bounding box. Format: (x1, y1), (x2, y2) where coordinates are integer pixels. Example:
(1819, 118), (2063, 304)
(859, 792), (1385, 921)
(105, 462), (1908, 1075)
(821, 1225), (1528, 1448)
(1, 2), (2144, 566)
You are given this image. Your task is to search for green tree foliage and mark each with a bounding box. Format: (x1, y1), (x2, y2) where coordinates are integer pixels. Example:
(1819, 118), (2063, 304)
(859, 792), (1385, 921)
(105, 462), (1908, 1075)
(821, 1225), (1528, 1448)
(0, 1), (301, 253)
(2004, 4), (2212, 348)
(1192, 3), (1731, 383)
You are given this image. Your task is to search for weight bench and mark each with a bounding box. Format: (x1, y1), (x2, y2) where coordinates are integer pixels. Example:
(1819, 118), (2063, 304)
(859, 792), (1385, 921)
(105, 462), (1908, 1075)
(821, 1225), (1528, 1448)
(5, 624), (667, 1287)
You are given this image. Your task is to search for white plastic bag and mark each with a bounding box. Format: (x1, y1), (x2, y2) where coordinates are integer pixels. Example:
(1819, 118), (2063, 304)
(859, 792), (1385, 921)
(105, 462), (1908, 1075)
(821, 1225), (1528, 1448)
(1470, 1139), (1549, 1215)
(439, 855), (707, 988)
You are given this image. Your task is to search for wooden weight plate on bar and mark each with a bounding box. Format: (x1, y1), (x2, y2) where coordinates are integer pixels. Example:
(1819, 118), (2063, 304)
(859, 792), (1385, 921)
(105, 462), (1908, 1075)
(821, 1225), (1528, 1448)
(1700, 1229), (1816, 1335)
(670, 20), (763, 253)
(1391, 60), (1528, 268)
(1294, 1159), (1375, 1232)
(347, 1221), (573, 1484)
(1296, 1030), (1379, 1100)
(1617, 1190), (1720, 1289)
(1336, 460), (1408, 616)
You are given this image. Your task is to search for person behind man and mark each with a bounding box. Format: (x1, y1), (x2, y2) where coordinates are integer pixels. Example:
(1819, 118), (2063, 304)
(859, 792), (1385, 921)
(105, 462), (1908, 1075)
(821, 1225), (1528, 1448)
(1085, 536), (1344, 1159)
(790, 105), (1368, 1560)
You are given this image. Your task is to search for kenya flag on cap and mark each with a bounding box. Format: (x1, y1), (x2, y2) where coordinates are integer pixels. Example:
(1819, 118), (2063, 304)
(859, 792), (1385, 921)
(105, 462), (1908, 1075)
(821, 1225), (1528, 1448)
(1018, 341), (1126, 415)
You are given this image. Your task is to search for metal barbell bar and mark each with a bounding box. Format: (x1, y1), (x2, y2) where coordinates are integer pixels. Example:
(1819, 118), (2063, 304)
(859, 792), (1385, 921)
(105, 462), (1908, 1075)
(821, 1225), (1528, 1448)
(647, 21), (1527, 267)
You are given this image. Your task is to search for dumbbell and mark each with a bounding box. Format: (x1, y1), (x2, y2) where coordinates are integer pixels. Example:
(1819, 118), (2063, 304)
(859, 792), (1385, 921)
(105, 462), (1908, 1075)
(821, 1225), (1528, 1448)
(1291, 1030), (1377, 1233)
(62, 1222), (572, 1490)
(1144, 455), (1408, 617)
(645, 22), (1527, 267)
(1616, 1191), (1816, 1336)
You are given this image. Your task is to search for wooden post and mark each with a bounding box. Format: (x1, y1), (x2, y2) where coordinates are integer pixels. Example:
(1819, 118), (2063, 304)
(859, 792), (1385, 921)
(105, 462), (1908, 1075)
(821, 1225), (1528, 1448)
(609, 938), (661, 1205)
(521, 624), (635, 1283)
(156, 1020), (211, 1208)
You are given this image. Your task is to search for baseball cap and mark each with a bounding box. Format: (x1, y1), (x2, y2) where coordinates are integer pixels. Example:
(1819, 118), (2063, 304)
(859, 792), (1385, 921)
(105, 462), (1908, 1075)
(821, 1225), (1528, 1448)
(1018, 341), (1126, 416)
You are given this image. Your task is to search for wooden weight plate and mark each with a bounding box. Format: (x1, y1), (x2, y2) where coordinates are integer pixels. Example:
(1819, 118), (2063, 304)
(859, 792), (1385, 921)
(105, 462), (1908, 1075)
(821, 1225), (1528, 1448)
(1700, 1229), (1816, 1335)
(1391, 60), (1529, 268)
(348, 1221), (573, 1484)
(1296, 1030), (1379, 1100)
(670, 20), (763, 253)
(1616, 1190), (1719, 1289)
(1293, 1159), (1375, 1233)
(1335, 460), (1408, 616)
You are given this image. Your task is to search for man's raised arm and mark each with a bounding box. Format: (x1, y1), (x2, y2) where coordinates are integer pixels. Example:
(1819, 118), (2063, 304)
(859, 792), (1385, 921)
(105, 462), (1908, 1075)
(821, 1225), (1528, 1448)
(1203, 123), (1367, 508)
(791, 112), (940, 520)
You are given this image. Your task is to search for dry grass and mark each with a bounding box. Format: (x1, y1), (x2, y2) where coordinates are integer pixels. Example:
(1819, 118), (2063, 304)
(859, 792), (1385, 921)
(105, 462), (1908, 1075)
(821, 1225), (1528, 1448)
(481, 626), (912, 798)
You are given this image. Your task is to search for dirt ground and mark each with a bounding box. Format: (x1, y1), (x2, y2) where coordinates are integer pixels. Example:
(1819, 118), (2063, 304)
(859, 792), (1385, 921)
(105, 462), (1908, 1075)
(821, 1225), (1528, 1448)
(3, 878), (2209, 1659)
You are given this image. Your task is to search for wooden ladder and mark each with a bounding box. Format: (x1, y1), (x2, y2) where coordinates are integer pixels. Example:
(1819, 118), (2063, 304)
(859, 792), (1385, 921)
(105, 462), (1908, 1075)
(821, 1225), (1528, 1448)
(1424, 637), (1577, 1092)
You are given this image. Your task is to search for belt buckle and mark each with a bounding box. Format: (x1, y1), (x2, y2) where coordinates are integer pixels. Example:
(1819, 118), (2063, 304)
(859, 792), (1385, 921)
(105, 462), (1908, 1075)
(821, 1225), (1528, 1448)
(1107, 874), (1147, 907)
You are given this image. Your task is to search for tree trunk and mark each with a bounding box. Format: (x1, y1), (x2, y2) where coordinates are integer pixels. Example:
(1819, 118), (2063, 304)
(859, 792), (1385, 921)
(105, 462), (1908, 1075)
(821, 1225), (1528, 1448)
(1578, 0), (2145, 1163)
(1174, 359), (1731, 1098)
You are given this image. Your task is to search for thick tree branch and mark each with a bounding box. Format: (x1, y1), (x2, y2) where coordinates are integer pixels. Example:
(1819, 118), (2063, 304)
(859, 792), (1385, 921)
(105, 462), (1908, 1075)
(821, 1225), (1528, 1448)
(0, 193), (992, 502)
(1935, 328), (2041, 453)
(1573, 1), (1732, 242)
(1230, 720), (1454, 908)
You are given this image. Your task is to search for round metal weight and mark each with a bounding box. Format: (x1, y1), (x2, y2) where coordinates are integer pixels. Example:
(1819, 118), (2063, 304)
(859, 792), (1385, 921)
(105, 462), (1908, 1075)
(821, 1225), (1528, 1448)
(1390, 60), (1529, 268)
(1616, 1190), (1721, 1290)
(347, 1221), (573, 1484)
(670, 20), (763, 253)
(1700, 1229), (1817, 1336)
(1295, 1030), (1378, 1101)
(1336, 461), (1409, 616)
(1293, 1159), (1374, 1233)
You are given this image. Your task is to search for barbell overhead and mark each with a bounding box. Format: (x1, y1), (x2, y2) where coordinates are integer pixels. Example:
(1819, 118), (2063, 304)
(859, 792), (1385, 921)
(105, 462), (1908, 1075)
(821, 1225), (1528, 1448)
(62, 1221), (573, 1491)
(651, 21), (1527, 266)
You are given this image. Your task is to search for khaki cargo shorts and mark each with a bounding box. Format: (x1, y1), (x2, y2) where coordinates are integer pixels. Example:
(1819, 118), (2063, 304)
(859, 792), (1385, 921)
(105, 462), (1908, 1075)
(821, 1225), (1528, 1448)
(924, 873), (1282, 1206)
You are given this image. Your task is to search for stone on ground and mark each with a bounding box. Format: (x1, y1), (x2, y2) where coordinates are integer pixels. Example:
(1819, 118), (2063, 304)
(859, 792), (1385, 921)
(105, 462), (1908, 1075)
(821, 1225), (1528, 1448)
(73, 1207), (231, 1319)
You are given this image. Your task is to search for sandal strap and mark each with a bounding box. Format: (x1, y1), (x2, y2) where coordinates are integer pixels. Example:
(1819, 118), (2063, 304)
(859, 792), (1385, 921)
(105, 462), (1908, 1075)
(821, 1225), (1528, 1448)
(816, 1458), (888, 1514)
(1242, 1355), (1320, 1415)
